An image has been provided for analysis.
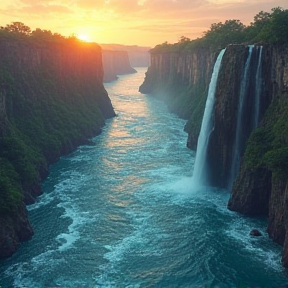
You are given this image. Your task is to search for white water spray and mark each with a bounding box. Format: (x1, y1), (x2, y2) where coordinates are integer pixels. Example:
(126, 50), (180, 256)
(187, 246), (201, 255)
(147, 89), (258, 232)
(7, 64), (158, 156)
(253, 46), (263, 128)
(192, 49), (226, 187)
(229, 45), (254, 190)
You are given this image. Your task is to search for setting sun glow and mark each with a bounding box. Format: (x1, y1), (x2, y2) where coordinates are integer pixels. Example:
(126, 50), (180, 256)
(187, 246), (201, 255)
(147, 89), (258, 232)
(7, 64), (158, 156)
(1, 0), (288, 46)
(77, 34), (90, 42)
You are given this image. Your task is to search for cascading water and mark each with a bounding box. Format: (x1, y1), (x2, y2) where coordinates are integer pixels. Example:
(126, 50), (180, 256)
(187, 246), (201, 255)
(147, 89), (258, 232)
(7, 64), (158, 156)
(192, 49), (226, 187)
(253, 46), (263, 129)
(0, 66), (286, 288)
(228, 45), (265, 190)
(228, 45), (254, 190)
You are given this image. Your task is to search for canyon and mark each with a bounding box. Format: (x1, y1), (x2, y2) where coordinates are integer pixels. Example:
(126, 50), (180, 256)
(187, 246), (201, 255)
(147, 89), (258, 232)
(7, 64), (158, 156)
(140, 43), (288, 266)
(0, 38), (115, 258)
(1, 32), (288, 270)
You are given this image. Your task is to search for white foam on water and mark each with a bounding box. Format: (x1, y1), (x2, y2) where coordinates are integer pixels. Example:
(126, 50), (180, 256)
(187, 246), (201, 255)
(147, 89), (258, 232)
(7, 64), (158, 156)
(26, 188), (55, 211)
(56, 194), (95, 252)
(94, 208), (165, 286)
(103, 214), (162, 263)
(225, 216), (283, 271)
(70, 153), (94, 163)
(170, 176), (196, 195)
(4, 249), (67, 288)
(150, 174), (228, 209)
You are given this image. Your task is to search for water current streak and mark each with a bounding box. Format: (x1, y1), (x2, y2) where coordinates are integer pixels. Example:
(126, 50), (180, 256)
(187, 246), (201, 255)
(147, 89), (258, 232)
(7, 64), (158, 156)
(0, 67), (286, 288)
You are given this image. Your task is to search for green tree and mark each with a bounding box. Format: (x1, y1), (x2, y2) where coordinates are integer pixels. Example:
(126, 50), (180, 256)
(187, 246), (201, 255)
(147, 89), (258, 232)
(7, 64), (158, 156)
(245, 10), (271, 41)
(249, 7), (288, 43)
(204, 19), (246, 47)
(269, 7), (288, 43)
(5, 22), (31, 35)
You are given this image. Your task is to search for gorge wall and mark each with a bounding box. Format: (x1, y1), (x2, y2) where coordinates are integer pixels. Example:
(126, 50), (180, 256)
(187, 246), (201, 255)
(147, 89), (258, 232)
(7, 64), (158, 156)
(139, 48), (217, 150)
(102, 50), (136, 82)
(227, 45), (288, 266)
(140, 44), (288, 266)
(0, 38), (115, 258)
(101, 44), (150, 67)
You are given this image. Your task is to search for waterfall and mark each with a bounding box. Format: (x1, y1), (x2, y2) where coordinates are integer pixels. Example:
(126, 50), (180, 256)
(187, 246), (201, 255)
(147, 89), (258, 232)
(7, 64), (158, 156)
(192, 49), (226, 187)
(253, 46), (263, 128)
(228, 45), (254, 190)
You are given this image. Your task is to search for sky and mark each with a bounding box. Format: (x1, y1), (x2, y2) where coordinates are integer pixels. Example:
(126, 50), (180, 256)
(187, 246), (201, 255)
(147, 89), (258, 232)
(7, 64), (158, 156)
(1, 0), (288, 47)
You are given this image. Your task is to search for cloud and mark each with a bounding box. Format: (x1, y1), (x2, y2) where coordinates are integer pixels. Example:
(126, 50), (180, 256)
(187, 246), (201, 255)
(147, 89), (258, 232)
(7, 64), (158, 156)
(76, 0), (106, 9)
(1, 1), (73, 18)
(0, 0), (288, 46)
(21, 4), (72, 15)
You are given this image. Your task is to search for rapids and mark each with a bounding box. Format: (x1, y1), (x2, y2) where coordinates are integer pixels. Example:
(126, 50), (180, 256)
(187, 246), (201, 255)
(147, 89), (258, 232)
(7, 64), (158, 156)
(0, 68), (287, 288)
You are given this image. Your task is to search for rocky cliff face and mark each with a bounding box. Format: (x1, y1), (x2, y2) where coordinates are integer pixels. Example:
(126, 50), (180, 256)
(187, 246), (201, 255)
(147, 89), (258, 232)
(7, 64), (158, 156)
(102, 50), (136, 82)
(141, 43), (288, 266)
(101, 44), (150, 67)
(140, 49), (215, 94)
(216, 44), (288, 266)
(127, 50), (150, 67)
(0, 39), (115, 258)
(139, 48), (217, 149)
(205, 45), (272, 189)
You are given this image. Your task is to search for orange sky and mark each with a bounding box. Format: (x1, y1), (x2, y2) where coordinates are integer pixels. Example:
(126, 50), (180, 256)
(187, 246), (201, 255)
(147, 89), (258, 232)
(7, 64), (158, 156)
(1, 0), (288, 47)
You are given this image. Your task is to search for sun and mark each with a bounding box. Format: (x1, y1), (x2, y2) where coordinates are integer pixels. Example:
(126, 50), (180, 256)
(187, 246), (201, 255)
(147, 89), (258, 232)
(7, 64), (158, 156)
(77, 34), (90, 42)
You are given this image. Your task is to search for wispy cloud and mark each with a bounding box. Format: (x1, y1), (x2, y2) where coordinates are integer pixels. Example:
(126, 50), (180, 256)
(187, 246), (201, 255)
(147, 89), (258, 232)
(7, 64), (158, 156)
(1, 0), (287, 45)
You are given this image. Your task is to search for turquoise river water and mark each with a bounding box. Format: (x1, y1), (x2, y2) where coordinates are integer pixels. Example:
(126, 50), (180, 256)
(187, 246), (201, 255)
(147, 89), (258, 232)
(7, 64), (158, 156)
(0, 68), (288, 288)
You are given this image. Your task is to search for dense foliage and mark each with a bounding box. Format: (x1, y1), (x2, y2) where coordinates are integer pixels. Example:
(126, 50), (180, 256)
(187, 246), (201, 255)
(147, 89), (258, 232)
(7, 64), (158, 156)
(143, 6), (288, 150)
(244, 93), (288, 179)
(0, 21), (77, 44)
(0, 24), (110, 214)
(152, 7), (288, 53)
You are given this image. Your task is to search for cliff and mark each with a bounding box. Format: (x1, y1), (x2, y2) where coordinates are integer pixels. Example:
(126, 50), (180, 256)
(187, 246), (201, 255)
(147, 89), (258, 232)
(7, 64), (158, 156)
(0, 37), (115, 258)
(139, 48), (217, 149)
(140, 43), (288, 266)
(102, 50), (136, 82)
(227, 45), (288, 265)
(194, 44), (288, 266)
(100, 44), (150, 67)
(203, 45), (271, 189)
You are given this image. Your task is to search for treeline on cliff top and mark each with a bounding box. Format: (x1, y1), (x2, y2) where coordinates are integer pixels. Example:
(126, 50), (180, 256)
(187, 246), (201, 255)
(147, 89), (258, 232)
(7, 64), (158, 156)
(0, 24), (110, 215)
(152, 7), (288, 52)
(0, 21), (86, 46)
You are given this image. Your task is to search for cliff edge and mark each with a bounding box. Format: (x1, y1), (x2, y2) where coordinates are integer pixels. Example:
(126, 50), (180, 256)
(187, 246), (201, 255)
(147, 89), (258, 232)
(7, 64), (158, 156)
(0, 36), (115, 258)
(102, 50), (136, 82)
(139, 48), (217, 150)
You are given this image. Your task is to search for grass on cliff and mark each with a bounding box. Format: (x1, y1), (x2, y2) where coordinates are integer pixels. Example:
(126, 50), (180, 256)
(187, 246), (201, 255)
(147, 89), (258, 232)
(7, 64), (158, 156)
(244, 92), (288, 179)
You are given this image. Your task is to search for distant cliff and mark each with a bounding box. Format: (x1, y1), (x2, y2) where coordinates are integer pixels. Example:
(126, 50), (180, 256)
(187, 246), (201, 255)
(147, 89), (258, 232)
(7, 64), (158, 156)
(139, 48), (217, 149)
(102, 50), (136, 82)
(0, 37), (115, 258)
(101, 44), (150, 67)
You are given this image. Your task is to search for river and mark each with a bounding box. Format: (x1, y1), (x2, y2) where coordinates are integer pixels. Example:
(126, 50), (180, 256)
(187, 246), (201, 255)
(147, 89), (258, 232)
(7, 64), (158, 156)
(0, 68), (287, 288)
